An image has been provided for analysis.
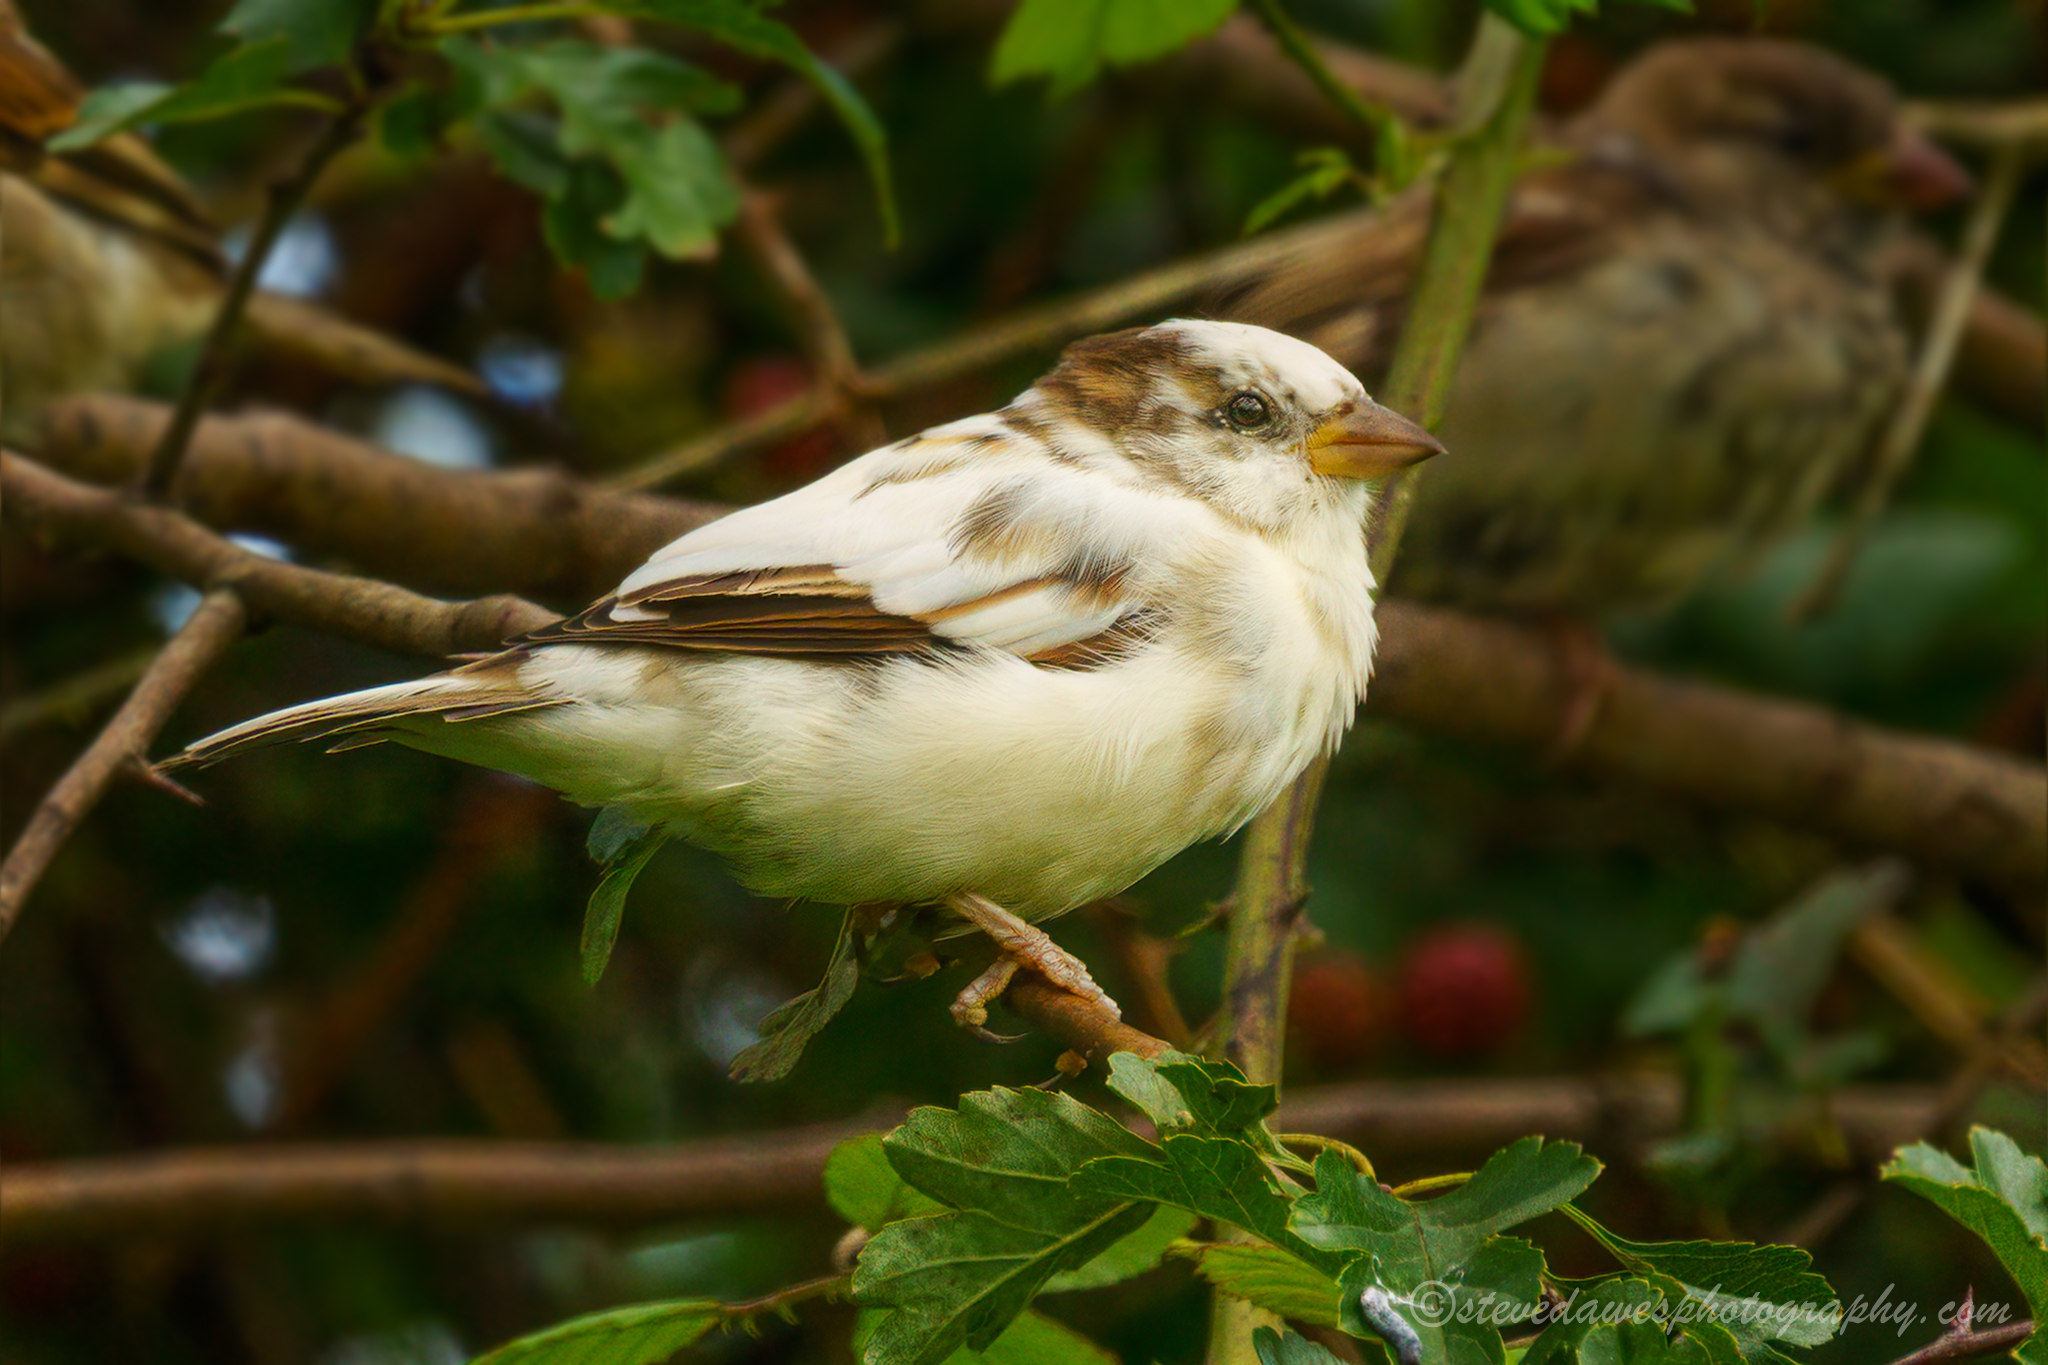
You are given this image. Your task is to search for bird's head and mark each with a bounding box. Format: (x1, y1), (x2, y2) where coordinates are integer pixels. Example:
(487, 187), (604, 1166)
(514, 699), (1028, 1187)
(1584, 39), (1970, 234)
(1024, 319), (1442, 534)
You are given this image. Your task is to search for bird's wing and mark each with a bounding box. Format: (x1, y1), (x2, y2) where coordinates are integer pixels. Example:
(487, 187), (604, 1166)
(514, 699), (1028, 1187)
(520, 417), (1179, 665)
(1216, 155), (1664, 376)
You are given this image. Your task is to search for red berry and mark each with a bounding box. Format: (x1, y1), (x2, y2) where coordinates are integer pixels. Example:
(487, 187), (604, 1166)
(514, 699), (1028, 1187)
(1288, 950), (1388, 1072)
(722, 356), (840, 481)
(1395, 923), (1532, 1059)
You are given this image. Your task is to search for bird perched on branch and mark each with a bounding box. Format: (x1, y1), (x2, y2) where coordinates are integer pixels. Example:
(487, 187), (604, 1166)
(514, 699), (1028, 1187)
(1226, 37), (1971, 621)
(171, 321), (1440, 1057)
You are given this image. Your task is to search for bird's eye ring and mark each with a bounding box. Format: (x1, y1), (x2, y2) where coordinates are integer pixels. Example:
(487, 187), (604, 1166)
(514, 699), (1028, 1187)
(1224, 391), (1273, 431)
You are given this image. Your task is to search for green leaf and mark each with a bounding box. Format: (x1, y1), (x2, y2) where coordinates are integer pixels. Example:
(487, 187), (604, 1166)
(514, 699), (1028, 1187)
(856, 1086), (1168, 1364)
(1883, 1128), (2048, 1363)
(602, 118), (738, 258)
(1243, 148), (1358, 235)
(828, 1133), (946, 1233)
(579, 825), (668, 984)
(729, 908), (862, 1082)
(222, 0), (367, 72)
(542, 161), (646, 298)
(628, 0), (898, 244)
(469, 1298), (719, 1365)
(1522, 1279), (1715, 1365)
(1104, 1052), (1300, 1169)
(1184, 1242), (1343, 1328)
(1723, 864), (1902, 1061)
(990, 0), (1238, 98)
(1558, 1206), (1842, 1357)
(973, 1309), (1118, 1365)
(49, 39), (308, 150)
(1292, 1140), (1600, 1363)
(478, 110), (573, 197)
(1478, 0), (1597, 37)
(1042, 1205), (1198, 1292)
(1252, 1326), (1352, 1365)
(1075, 1135), (1341, 1274)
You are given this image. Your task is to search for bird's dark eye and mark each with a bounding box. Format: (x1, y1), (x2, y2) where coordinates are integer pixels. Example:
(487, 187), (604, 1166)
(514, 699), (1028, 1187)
(1224, 391), (1273, 432)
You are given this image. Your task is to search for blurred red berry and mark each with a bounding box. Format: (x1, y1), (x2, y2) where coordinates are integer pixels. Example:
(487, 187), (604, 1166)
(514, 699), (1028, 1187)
(1288, 950), (1388, 1072)
(1396, 923), (1532, 1059)
(722, 356), (839, 481)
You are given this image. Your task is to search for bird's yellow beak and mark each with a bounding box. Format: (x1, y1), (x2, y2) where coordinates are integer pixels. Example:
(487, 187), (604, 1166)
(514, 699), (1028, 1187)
(1833, 127), (1972, 211)
(1305, 400), (1445, 480)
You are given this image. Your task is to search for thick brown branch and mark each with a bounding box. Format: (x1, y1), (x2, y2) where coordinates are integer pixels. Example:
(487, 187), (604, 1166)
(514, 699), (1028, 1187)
(36, 396), (722, 598)
(1367, 600), (2046, 890)
(2, 451), (556, 656)
(0, 1079), (1941, 1249)
(0, 588), (245, 941)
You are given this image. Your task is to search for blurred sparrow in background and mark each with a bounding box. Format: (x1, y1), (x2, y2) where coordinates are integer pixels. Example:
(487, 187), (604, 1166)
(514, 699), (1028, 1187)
(172, 321), (1442, 1033)
(0, 0), (479, 441)
(1226, 38), (1971, 621)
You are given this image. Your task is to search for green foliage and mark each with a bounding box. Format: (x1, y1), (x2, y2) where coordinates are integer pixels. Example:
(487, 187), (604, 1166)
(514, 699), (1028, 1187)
(728, 908), (863, 1082)
(469, 1299), (721, 1365)
(1184, 1243), (1343, 1327)
(1251, 1326), (1351, 1365)
(579, 814), (670, 984)
(990, 0), (1238, 98)
(1479, 0), (1692, 38)
(221, 0), (367, 72)
(1882, 1128), (2048, 1364)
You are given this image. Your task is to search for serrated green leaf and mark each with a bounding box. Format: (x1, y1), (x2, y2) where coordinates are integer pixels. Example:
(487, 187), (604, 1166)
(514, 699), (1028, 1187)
(469, 1297), (719, 1365)
(855, 1201), (1152, 1365)
(974, 1308), (1118, 1365)
(602, 118), (737, 258)
(222, 0), (366, 72)
(1558, 1206), (1841, 1357)
(1252, 1326), (1351, 1365)
(1042, 1204), (1198, 1292)
(1185, 1242), (1343, 1327)
(542, 161), (645, 297)
(1075, 1135), (1341, 1274)
(579, 825), (667, 984)
(886, 1087), (1158, 1232)
(1883, 1129), (2048, 1363)
(627, 0), (897, 244)
(1478, 0), (1596, 37)
(990, 0), (1237, 98)
(1104, 1052), (1300, 1169)
(478, 110), (572, 197)
(729, 908), (861, 1082)
(828, 1133), (946, 1233)
(1521, 1279), (1665, 1365)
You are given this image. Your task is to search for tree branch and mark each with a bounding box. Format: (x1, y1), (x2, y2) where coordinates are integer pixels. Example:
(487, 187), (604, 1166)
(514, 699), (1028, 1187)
(2, 451), (557, 657)
(1881, 1321), (2036, 1365)
(36, 396), (722, 599)
(0, 588), (246, 942)
(1002, 974), (1173, 1064)
(0, 1078), (1944, 1249)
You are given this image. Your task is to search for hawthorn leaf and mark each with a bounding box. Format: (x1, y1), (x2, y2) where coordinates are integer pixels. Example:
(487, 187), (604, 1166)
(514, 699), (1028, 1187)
(1104, 1051), (1299, 1169)
(468, 1298), (719, 1365)
(50, 39), (301, 150)
(628, 0), (897, 243)
(827, 1133), (945, 1233)
(1882, 1128), (2048, 1362)
(728, 908), (861, 1082)
(222, 0), (366, 72)
(602, 118), (738, 259)
(990, 0), (1238, 99)
(1559, 1205), (1842, 1357)
(1075, 1134), (1341, 1273)
(1042, 1204), (1198, 1292)
(1251, 1326), (1351, 1365)
(1184, 1242), (1343, 1327)
(972, 1308), (1118, 1365)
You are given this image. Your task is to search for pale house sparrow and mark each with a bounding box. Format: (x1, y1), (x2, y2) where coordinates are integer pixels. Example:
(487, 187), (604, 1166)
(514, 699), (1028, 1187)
(173, 321), (1441, 1033)
(1226, 38), (1970, 619)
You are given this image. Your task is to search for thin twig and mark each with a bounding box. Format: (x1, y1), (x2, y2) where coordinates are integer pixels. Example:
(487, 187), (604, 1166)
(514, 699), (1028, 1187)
(1906, 97), (2048, 150)
(0, 589), (246, 942)
(1792, 143), (2024, 619)
(141, 111), (362, 500)
(1003, 974), (1173, 1064)
(1880, 1321), (2035, 1365)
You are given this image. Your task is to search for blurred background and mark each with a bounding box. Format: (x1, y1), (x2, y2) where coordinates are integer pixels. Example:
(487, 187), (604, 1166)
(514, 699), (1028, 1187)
(1, 1), (2042, 1362)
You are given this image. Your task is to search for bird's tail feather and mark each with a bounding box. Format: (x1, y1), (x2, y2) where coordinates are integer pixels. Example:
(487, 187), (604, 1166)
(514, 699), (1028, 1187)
(165, 666), (560, 771)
